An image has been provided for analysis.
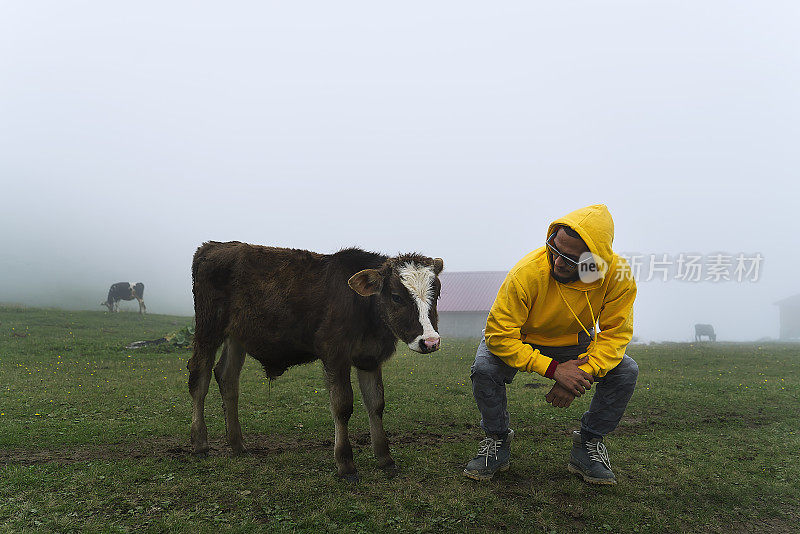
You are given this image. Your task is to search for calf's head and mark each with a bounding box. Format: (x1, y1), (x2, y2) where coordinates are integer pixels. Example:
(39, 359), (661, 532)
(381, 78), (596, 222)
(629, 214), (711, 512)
(348, 254), (444, 354)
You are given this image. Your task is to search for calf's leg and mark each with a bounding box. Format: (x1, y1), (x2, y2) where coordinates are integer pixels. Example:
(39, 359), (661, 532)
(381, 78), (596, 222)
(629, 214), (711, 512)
(324, 362), (357, 481)
(214, 338), (247, 455)
(136, 297), (146, 314)
(357, 367), (395, 470)
(188, 339), (221, 456)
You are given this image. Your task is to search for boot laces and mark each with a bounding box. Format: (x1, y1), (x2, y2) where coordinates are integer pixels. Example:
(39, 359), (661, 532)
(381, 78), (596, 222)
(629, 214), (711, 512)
(477, 437), (503, 466)
(586, 440), (612, 470)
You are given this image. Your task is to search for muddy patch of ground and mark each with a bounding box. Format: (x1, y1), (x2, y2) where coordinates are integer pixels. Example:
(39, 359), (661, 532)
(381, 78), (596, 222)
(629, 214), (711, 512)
(0, 430), (477, 465)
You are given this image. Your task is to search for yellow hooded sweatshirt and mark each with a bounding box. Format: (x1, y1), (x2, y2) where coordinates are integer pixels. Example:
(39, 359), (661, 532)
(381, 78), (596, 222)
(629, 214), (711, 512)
(484, 204), (636, 378)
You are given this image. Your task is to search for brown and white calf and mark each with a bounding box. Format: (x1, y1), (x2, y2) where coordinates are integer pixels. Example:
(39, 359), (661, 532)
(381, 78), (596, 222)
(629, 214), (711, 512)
(101, 282), (146, 314)
(188, 241), (443, 481)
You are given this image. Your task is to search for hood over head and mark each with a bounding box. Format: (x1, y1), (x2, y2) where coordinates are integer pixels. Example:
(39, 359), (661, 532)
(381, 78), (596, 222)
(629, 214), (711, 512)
(546, 204), (615, 283)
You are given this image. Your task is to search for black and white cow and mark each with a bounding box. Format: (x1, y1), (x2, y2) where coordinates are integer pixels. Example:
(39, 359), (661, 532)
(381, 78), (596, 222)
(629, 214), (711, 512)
(188, 242), (443, 481)
(101, 282), (146, 314)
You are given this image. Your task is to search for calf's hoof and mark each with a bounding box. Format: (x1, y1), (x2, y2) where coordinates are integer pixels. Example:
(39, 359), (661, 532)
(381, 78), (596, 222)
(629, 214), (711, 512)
(338, 472), (359, 484)
(378, 460), (400, 478)
(230, 447), (251, 457)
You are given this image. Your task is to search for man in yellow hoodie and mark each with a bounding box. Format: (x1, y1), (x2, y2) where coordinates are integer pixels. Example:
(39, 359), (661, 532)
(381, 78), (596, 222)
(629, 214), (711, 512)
(463, 204), (638, 485)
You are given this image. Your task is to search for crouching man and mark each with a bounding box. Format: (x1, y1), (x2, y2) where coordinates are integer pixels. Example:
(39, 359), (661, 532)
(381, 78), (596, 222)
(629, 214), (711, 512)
(464, 204), (639, 485)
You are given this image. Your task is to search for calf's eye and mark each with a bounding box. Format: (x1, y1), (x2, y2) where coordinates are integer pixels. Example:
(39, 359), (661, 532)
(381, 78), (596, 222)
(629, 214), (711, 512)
(391, 294), (402, 304)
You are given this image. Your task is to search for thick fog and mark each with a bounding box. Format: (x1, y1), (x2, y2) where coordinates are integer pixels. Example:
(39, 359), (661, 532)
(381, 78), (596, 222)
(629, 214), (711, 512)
(1, 1), (797, 341)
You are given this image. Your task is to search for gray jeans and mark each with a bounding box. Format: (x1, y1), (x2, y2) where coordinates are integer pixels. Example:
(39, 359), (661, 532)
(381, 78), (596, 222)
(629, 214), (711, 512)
(470, 338), (638, 437)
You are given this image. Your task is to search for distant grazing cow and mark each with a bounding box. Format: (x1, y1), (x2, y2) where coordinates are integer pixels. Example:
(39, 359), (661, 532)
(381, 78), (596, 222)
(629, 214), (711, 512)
(695, 324), (716, 341)
(101, 282), (146, 314)
(188, 241), (443, 481)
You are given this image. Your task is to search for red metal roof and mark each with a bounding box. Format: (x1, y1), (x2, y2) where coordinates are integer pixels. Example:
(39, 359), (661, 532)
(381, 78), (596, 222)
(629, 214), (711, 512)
(438, 271), (507, 312)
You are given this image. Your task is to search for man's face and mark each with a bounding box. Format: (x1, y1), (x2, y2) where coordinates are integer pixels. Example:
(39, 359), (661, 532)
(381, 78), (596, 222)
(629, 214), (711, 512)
(549, 228), (590, 283)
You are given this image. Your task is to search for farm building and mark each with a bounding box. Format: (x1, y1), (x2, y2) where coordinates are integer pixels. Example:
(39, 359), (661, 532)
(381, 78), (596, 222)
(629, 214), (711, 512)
(775, 293), (800, 340)
(437, 271), (506, 338)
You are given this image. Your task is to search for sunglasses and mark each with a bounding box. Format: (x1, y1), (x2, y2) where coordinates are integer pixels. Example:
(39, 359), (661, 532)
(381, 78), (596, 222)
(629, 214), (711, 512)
(546, 232), (593, 269)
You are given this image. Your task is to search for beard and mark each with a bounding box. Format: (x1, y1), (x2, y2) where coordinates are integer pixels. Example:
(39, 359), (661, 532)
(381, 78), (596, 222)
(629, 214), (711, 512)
(550, 267), (579, 284)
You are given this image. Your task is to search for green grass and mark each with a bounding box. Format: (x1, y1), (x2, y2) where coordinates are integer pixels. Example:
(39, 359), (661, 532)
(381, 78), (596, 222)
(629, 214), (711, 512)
(1, 305), (798, 533)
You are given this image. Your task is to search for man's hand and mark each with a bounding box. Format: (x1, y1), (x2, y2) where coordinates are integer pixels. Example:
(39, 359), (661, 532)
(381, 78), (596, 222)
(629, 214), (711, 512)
(552, 355), (594, 396)
(545, 383), (575, 408)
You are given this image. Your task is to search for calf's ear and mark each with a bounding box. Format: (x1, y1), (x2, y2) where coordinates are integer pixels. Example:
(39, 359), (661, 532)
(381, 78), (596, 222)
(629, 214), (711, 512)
(348, 269), (384, 296)
(433, 258), (444, 275)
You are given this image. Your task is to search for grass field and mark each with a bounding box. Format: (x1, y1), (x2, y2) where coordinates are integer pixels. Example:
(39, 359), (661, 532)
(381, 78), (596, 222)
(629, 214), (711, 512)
(1, 305), (798, 533)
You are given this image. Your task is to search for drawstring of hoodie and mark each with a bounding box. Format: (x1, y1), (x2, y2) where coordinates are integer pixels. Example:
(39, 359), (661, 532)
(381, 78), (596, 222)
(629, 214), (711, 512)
(556, 283), (596, 342)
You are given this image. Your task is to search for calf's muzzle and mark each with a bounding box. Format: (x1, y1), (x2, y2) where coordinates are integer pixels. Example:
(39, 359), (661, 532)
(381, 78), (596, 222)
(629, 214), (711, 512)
(418, 336), (441, 353)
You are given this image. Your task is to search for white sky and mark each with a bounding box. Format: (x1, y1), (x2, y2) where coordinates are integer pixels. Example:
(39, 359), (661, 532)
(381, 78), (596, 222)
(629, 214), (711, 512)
(1, 1), (797, 341)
